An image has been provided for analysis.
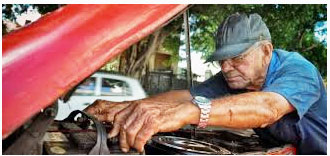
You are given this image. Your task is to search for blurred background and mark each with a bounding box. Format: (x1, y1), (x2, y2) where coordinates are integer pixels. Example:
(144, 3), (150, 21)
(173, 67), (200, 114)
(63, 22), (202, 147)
(3, 4), (327, 95)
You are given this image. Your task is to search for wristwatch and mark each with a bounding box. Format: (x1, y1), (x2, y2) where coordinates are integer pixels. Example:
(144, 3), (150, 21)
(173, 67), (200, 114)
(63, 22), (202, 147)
(192, 96), (212, 128)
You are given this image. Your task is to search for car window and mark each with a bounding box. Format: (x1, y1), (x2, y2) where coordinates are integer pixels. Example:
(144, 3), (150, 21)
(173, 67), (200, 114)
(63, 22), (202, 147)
(73, 77), (96, 96)
(101, 78), (132, 96)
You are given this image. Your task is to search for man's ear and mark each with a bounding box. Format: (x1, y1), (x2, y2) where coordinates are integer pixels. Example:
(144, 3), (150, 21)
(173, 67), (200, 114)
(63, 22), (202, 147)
(261, 42), (273, 65)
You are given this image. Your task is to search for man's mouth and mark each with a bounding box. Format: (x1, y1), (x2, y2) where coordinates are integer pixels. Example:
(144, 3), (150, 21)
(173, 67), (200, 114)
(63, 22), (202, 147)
(226, 76), (241, 82)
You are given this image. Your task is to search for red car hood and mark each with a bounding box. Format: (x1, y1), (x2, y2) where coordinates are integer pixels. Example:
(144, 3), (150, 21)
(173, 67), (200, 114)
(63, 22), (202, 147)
(2, 4), (188, 139)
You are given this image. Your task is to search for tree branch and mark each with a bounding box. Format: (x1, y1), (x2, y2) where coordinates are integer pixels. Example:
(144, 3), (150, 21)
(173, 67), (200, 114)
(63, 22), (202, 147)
(129, 30), (162, 75)
(301, 44), (318, 52)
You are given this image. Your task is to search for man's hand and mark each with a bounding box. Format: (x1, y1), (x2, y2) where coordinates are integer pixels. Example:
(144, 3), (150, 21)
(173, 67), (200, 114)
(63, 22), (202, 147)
(84, 100), (130, 122)
(85, 99), (199, 153)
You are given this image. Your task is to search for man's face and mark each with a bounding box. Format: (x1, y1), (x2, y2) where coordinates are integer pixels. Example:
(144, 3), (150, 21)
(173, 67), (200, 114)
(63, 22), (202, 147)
(219, 43), (269, 90)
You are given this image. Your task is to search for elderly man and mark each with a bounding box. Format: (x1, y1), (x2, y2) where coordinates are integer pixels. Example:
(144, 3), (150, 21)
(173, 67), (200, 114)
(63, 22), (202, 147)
(85, 13), (327, 154)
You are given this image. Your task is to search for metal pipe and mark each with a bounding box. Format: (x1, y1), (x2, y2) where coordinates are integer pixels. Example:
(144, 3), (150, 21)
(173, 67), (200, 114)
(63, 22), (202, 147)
(184, 9), (198, 140)
(183, 9), (193, 89)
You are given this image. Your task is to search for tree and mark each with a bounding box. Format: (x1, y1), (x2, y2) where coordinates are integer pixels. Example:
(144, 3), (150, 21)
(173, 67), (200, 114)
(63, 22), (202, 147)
(117, 16), (183, 80)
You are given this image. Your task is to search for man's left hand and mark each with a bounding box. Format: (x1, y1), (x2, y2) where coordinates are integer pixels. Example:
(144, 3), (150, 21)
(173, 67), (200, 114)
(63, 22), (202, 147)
(107, 100), (198, 152)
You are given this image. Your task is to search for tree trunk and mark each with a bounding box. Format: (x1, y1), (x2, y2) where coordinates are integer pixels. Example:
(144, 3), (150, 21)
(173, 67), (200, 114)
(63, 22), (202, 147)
(120, 29), (167, 80)
(118, 15), (183, 80)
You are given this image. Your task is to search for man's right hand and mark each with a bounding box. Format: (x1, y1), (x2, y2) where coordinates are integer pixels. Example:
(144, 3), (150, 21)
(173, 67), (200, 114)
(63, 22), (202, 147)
(83, 98), (200, 153)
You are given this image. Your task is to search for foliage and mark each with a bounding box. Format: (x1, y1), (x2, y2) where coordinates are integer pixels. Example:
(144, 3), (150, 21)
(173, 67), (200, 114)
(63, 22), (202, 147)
(2, 4), (62, 19)
(188, 4), (327, 77)
(2, 4), (30, 21)
(161, 16), (184, 67)
(100, 56), (120, 71)
(162, 26), (182, 67)
(2, 4), (63, 35)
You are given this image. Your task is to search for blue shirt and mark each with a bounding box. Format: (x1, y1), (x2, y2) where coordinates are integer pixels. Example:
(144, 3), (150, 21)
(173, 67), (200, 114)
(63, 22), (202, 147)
(190, 49), (327, 154)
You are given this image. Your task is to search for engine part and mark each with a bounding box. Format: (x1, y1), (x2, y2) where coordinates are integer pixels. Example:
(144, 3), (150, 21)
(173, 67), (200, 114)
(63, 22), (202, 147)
(146, 136), (231, 155)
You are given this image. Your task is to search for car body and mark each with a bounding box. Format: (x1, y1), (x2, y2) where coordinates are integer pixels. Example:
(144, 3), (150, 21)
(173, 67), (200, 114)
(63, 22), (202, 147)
(2, 4), (188, 138)
(55, 72), (147, 120)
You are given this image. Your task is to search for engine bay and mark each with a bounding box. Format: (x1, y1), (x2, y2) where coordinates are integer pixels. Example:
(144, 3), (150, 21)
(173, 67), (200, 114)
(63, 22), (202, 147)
(42, 111), (295, 155)
(3, 108), (296, 155)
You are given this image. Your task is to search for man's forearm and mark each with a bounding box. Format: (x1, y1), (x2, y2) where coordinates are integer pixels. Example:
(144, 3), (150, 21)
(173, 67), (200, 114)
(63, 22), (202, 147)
(186, 92), (294, 129)
(208, 92), (294, 128)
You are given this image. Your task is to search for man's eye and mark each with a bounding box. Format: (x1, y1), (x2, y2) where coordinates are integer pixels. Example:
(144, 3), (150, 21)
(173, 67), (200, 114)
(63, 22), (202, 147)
(233, 56), (244, 61)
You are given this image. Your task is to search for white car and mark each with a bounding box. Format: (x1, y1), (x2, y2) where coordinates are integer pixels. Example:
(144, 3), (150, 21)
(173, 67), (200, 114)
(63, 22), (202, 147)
(55, 72), (147, 120)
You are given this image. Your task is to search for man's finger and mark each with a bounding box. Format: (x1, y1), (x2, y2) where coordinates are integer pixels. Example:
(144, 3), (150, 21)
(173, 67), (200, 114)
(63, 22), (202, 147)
(84, 100), (108, 114)
(104, 105), (128, 121)
(119, 127), (130, 152)
(84, 104), (101, 114)
(125, 111), (145, 147)
(108, 104), (136, 138)
(104, 112), (115, 122)
(91, 113), (109, 122)
(133, 117), (159, 152)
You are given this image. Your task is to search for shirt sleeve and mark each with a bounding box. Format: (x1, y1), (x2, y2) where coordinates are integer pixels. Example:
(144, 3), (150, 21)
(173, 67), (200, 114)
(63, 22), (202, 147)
(190, 72), (231, 99)
(262, 61), (321, 119)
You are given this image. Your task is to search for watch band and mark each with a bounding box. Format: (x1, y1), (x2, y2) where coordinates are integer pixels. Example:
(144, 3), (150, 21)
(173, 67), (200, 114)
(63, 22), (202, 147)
(192, 96), (212, 128)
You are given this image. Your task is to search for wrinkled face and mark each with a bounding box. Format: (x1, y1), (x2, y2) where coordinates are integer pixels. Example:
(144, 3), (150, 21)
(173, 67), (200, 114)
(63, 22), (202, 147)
(218, 43), (271, 90)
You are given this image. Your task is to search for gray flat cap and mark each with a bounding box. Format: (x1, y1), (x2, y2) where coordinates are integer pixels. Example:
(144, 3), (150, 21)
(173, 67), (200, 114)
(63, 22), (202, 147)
(206, 13), (271, 62)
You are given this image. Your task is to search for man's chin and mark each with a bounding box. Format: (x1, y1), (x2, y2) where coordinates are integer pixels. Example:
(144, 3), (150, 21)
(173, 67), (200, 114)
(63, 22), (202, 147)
(228, 82), (247, 89)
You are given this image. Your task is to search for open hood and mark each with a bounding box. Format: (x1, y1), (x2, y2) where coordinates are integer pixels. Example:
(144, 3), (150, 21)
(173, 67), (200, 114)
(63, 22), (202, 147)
(2, 4), (188, 138)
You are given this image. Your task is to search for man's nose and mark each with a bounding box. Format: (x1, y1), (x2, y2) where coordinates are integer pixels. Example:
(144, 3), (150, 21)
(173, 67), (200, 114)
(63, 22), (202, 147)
(220, 60), (234, 72)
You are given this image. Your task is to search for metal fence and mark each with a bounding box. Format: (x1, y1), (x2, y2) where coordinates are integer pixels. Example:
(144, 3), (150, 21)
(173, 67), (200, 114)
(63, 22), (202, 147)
(143, 71), (200, 95)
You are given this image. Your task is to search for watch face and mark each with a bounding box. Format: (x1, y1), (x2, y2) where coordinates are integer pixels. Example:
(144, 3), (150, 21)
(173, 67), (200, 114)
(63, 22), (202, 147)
(194, 96), (211, 104)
